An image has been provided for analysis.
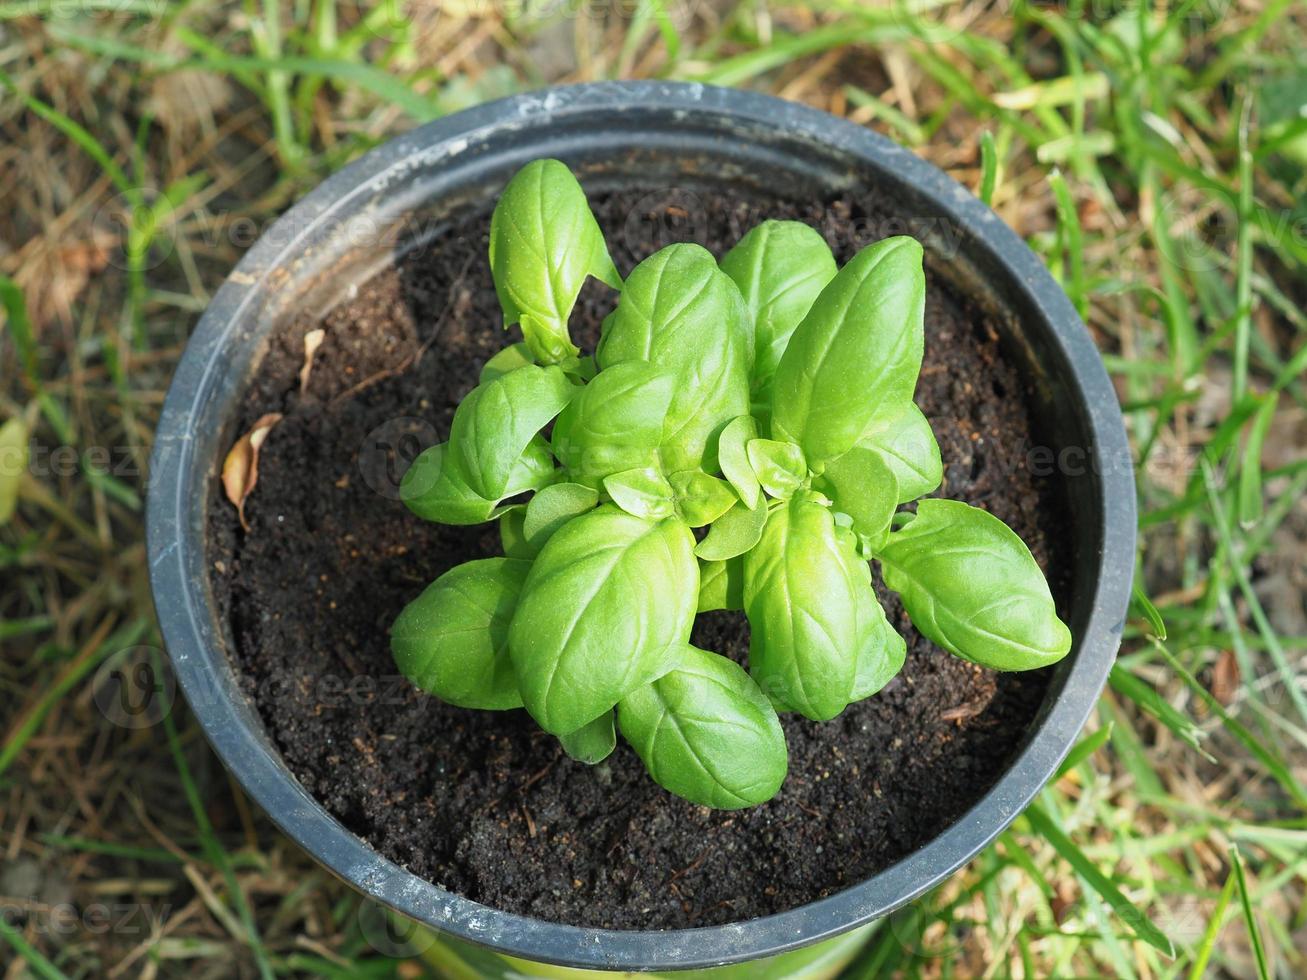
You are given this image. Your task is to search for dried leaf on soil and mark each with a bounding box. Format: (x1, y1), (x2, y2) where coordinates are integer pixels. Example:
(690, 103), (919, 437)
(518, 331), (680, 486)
(222, 413), (282, 531)
(299, 328), (326, 394)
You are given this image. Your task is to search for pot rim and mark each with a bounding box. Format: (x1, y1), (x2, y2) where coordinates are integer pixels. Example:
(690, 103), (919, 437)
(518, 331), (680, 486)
(147, 80), (1135, 971)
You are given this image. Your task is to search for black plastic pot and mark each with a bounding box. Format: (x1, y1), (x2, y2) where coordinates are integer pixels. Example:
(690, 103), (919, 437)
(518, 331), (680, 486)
(147, 81), (1135, 972)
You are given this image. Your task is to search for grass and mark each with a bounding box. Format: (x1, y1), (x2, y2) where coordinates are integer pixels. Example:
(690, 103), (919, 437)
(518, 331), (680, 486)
(1, 1), (1305, 976)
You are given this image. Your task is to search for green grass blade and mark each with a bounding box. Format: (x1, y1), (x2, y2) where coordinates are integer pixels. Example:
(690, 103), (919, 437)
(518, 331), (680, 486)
(1233, 96), (1254, 404)
(1237, 395), (1275, 528)
(49, 28), (440, 123)
(1025, 803), (1175, 956)
(1131, 580), (1168, 640)
(1055, 721), (1114, 779)
(979, 130), (998, 205)
(1150, 639), (1307, 807)
(1048, 170), (1086, 317)
(0, 69), (132, 192)
(1201, 460), (1307, 727)
(0, 618), (150, 778)
(161, 698), (275, 979)
(1108, 665), (1212, 760)
(0, 916), (67, 980)
(1229, 845), (1270, 980)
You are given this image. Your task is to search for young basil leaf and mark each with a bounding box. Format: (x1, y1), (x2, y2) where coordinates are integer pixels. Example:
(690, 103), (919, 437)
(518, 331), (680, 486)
(522, 481), (600, 551)
(817, 446), (899, 550)
(392, 558), (530, 710)
(668, 470), (738, 527)
(498, 507), (534, 560)
(850, 582), (907, 700)
(697, 556), (744, 612)
(746, 438), (807, 500)
(400, 441), (539, 525)
(694, 497), (769, 561)
(617, 644), (787, 809)
(505, 436), (560, 494)
(720, 220), (838, 399)
(480, 342), (535, 384)
(558, 710), (616, 765)
(508, 506), (698, 734)
(598, 244), (752, 473)
(770, 236), (926, 468)
(858, 403), (942, 503)
(717, 415), (762, 510)
(450, 364), (575, 500)
(604, 467), (676, 520)
(568, 354), (597, 382)
(877, 498), (1072, 670)
(743, 492), (859, 720)
(835, 532), (907, 700)
(401, 443), (495, 524)
(552, 361), (676, 487)
(488, 159), (621, 363)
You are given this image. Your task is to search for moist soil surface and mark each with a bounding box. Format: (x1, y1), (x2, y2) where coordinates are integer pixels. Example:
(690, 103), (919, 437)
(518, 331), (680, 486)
(209, 186), (1070, 929)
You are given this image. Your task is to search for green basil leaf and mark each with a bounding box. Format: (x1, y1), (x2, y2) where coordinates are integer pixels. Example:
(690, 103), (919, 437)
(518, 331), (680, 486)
(770, 236), (926, 468)
(558, 710), (616, 765)
(508, 506), (698, 734)
(837, 534), (907, 700)
(498, 507), (534, 559)
(604, 467), (676, 520)
(697, 556), (744, 612)
(720, 220), (837, 398)
(450, 364), (575, 500)
(717, 415), (762, 510)
(746, 438), (807, 500)
(668, 470), (738, 527)
(552, 361), (676, 487)
(480, 342), (535, 384)
(694, 497), (769, 561)
(401, 441), (551, 526)
(858, 403), (942, 502)
(817, 446), (899, 549)
(617, 644), (787, 809)
(877, 498), (1072, 671)
(488, 159), (621, 363)
(391, 557), (530, 710)
(598, 244), (752, 473)
(743, 492), (859, 720)
(850, 581), (907, 700)
(522, 481), (600, 551)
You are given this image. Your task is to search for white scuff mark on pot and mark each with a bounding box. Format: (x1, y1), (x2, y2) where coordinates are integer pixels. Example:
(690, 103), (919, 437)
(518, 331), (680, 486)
(151, 539), (179, 569)
(368, 137), (473, 193)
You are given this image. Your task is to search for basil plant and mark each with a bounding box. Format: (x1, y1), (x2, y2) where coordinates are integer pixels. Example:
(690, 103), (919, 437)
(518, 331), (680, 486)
(392, 159), (1072, 809)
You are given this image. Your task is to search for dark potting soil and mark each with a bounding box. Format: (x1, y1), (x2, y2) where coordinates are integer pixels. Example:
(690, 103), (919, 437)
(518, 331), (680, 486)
(208, 186), (1071, 929)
